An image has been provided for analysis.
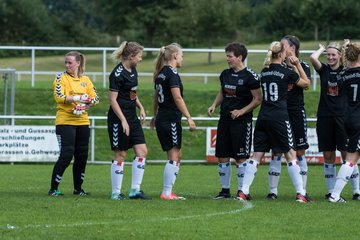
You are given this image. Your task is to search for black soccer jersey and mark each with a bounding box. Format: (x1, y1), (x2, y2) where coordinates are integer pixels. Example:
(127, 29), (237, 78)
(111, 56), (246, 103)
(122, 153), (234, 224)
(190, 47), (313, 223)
(258, 63), (300, 120)
(108, 63), (138, 119)
(339, 67), (360, 119)
(285, 61), (311, 111)
(155, 66), (183, 122)
(219, 67), (260, 121)
(316, 63), (346, 117)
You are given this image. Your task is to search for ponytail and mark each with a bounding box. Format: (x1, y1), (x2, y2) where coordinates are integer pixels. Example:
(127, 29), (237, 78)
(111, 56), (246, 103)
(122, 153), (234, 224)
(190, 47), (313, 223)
(153, 43), (182, 82)
(263, 41), (283, 67)
(111, 41), (144, 63)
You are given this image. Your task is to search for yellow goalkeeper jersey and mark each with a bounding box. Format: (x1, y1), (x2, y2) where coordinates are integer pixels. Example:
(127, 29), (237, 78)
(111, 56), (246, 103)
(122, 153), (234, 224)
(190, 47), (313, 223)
(53, 72), (99, 126)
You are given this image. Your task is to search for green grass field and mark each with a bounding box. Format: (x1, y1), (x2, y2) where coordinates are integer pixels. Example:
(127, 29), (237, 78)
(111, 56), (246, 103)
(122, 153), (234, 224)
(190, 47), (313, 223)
(1, 43), (358, 239)
(0, 164), (359, 240)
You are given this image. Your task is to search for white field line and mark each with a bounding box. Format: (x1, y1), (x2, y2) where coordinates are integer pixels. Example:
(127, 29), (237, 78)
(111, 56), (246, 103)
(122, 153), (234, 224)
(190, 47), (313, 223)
(10, 201), (253, 230)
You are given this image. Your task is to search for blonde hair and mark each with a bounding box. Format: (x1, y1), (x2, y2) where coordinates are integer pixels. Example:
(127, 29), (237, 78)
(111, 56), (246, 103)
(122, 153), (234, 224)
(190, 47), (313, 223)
(111, 41), (144, 63)
(263, 41), (284, 67)
(66, 51), (85, 76)
(327, 42), (343, 65)
(344, 41), (360, 66)
(153, 43), (182, 81)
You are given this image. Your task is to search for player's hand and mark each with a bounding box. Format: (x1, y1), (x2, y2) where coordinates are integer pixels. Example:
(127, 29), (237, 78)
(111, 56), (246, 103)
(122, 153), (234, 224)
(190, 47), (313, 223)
(230, 109), (243, 119)
(207, 105), (215, 116)
(72, 103), (86, 116)
(150, 117), (156, 130)
(121, 119), (130, 136)
(139, 108), (146, 124)
(319, 44), (326, 51)
(288, 56), (300, 66)
(73, 94), (91, 103)
(187, 118), (196, 131)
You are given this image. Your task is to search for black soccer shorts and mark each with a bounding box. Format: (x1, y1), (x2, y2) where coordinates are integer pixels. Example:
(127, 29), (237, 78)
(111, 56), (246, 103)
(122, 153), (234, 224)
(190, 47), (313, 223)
(215, 119), (252, 160)
(345, 117), (360, 153)
(155, 120), (182, 151)
(288, 108), (309, 150)
(107, 116), (145, 151)
(253, 119), (295, 153)
(316, 116), (347, 152)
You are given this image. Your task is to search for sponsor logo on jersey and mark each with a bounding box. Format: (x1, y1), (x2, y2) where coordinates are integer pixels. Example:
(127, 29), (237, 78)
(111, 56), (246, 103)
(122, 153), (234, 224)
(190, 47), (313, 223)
(224, 84), (236, 97)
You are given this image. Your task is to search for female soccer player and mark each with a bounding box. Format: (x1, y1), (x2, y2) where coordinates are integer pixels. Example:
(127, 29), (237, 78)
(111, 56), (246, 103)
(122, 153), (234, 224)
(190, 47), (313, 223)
(150, 43), (196, 200)
(107, 41), (150, 200)
(207, 42), (262, 200)
(49, 51), (99, 196)
(238, 41), (311, 202)
(310, 42), (360, 200)
(266, 35), (311, 200)
(329, 40), (360, 203)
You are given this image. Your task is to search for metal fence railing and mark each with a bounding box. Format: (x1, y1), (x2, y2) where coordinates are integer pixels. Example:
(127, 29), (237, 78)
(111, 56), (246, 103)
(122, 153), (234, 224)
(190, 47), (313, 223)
(0, 46), (318, 90)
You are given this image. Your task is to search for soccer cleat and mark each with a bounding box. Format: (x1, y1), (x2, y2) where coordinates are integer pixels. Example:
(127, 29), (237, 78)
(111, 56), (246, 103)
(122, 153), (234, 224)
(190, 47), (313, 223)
(73, 189), (89, 196)
(111, 193), (126, 200)
(266, 193), (278, 200)
(129, 189), (152, 200)
(160, 192), (186, 200)
(328, 196), (347, 203)
(48, 189), (63, 196)
(295, 193), (308, 203)
(213, 190), (231, 200)
(325, 193), (331, 200)
(305, 193), (313, 202)
(352, 193), (360, 200)
(235, 190), (252, 201)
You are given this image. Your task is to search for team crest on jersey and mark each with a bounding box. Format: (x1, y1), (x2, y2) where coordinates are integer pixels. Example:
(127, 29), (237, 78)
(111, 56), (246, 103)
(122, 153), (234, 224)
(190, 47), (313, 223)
(237, 79), (244, 85)
(80, 82), (87, 87)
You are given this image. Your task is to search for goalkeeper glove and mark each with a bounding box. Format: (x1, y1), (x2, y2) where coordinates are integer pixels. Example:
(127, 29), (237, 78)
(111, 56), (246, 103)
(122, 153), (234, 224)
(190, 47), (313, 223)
(73, 94), (91, 103)
(72, 103), (86, 116)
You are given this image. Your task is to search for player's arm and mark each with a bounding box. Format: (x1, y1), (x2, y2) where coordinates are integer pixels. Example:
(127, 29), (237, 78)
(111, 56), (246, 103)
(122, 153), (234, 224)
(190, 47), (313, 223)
(171, 87), (196, 131)
(207, 89), (223, 116)
(288, 56), (310, 89)
(230, 88), (262, 119)
(86, 79), (100, 106)
(108, 90), (129, 136)
(53, 75), (68, 104)
(309, 44), (325, 71)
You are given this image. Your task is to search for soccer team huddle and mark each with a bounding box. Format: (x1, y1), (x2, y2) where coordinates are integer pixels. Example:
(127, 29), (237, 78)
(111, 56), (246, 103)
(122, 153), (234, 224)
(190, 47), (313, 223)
(48, 36), (360, 203)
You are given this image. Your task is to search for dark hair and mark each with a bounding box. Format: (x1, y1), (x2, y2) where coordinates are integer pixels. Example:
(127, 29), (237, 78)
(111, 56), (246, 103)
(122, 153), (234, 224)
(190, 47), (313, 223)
(281, 35), (300, 57)
(225, 42), (248, 62)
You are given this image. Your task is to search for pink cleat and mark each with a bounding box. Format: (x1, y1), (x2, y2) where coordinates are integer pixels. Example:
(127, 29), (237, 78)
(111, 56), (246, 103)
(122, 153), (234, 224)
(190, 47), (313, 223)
(160, 192), (186, 200)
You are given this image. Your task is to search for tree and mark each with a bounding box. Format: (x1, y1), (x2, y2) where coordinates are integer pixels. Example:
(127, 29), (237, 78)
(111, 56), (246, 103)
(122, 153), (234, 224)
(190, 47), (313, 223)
(0, 0), (55, 45)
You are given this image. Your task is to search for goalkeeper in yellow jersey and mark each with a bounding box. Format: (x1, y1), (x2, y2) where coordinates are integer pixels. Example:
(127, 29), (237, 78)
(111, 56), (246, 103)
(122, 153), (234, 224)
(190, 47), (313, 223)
(48, 51), (99, 196)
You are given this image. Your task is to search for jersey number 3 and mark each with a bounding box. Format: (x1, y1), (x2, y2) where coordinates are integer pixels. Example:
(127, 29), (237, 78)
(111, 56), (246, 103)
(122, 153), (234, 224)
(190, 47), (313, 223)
(156, 84), (165, 103)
